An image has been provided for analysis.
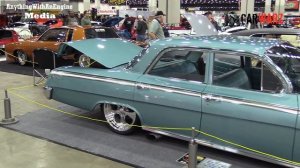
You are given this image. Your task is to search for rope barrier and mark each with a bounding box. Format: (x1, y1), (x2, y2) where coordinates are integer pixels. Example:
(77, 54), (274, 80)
(0, 48), (34, 64)
(0, 48), (95, 68)
(5, 84), (300, 167)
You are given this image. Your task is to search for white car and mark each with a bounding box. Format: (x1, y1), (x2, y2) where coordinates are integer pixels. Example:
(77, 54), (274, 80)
(6, 22), (33, 40)
(219, 26), (248, 35)
(91, 21), (102, 26)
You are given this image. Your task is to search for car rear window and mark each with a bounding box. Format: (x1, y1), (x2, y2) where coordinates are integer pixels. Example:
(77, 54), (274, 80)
(0, 30), (12, 39)
(39, 28), (68, 42)
(85, 28), (98, 39)
(94, 28), (119, 38)
(267, 43), (300, 92)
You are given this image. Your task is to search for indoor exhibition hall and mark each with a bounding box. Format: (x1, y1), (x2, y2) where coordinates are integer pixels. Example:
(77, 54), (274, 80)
(0, 0), (300, 167)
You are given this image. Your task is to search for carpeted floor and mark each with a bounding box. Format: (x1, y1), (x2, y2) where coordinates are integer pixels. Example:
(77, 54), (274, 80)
(0, 61), (35, 76)
(3, 105), (283, 168)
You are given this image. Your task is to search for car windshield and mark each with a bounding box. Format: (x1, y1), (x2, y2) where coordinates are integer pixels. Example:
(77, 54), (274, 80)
(266, 43), (300, 93)
(94, 28), (119, 38)
(0, 30), (12, 39)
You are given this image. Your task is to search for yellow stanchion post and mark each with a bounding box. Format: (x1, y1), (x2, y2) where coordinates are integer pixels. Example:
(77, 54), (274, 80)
(188, 127), (198, 168)
(0, 90), (18, 125)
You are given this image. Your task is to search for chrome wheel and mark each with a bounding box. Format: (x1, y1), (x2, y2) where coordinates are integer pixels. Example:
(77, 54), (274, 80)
(16, 50), (27, 66)
(103, 104), (137, 134)
(78, 54), (91, 67)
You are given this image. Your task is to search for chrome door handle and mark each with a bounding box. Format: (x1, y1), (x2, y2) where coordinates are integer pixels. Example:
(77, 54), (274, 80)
(203, 95), (221, 102)
(136, 84), (150, 90)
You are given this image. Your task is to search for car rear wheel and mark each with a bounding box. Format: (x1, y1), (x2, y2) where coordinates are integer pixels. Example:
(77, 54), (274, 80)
(16, 50), (27, 66)
(103, 103), (138, 135)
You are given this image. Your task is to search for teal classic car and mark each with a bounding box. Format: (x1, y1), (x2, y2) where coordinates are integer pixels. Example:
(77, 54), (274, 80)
(45, 36), (300, 167)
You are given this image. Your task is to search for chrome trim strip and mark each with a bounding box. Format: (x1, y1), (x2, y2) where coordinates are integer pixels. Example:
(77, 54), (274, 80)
(142, 127), (298, 168)
(51, 70), (136, 87)
(51, 70), (202, 98)
(136, 83), (202, 98)
(202, 94), (298, 115)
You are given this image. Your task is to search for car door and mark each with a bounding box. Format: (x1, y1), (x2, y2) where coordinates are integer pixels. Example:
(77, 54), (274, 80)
(25, 28), (70, 56)
(201, 51), (298, 160)
(134, 48), (209, 136)
(294, 114), (300, 162)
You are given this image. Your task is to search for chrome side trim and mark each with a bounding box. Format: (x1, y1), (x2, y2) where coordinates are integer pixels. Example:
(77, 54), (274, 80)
(51, 70), (203, 98)
(202, 94), (298, 115)
(136, 83), (202, 98)
(142, 127), (298, 168)
(51, 70), (136, 87)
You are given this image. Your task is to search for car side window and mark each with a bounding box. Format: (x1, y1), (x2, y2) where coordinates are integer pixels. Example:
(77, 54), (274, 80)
(39, 29), (68, 42)
(213, 52), (283, 93)
(0, 30), (13, 39)
(67, 29), (73, 41)
(148, 50), (206, 82)
(85, 29), (98, 39)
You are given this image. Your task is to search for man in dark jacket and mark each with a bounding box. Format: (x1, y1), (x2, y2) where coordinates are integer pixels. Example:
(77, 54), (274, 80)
(136, 15), (147, 42)
(204, 11), (221, 31)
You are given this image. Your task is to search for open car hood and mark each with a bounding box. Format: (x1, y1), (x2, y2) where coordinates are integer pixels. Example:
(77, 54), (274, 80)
(62, 38), (143, 68)
(183, 13), (218, 36)
(102, 17), (124, 27)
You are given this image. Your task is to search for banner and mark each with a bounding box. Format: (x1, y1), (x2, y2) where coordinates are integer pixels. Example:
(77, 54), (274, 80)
(285, 0), (299, 11)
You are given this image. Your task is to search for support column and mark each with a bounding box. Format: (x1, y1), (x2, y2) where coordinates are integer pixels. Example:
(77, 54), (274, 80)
(240, 0), (254, 14)
(148, 0), (157, 13)
(77, 0), (90, 13)
(167, 0), (180, 25)
(83, 0), (90, 11)
(240, 0), (247, 14)
(158, 0), (180, 24)
(158, 0), (167, 15)
(265, 0), (272, 13)
(275, 0), (285, 13)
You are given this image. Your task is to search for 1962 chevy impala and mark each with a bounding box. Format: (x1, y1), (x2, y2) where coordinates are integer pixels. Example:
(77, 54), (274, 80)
(45, 36), (300, 167)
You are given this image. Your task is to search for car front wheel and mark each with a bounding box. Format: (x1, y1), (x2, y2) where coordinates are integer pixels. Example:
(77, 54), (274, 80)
(16, 50), (27, 66)
(103, 103), (139, 135)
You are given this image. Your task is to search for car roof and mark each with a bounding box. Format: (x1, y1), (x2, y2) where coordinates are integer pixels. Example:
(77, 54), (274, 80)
(150, 35), (283, 56)
(233, 28), (300, 36)
(55, 25), (93, 30)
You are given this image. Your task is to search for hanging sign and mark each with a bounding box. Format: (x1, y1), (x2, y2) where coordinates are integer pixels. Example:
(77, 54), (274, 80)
(257, 13), (284, 25)
(226, 13), (284, 26)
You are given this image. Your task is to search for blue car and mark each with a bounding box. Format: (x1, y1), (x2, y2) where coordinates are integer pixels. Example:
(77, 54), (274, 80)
(45, 36), (300, 167)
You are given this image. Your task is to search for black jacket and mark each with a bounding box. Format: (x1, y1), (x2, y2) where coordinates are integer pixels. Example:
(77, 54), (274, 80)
(137, 20), (147, 35)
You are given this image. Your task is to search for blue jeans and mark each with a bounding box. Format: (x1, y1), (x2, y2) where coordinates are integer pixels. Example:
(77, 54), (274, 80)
(136, 34), (146, 41)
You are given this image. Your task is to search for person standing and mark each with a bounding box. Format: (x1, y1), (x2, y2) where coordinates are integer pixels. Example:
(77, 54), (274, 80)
(136, 15), (148, 42)
(67, 11), (79, 26)
(81, 11), (91, 26)
(204, 11), (221, 31)
(123, 14), (135, 32)
(148, 11), (165, 39)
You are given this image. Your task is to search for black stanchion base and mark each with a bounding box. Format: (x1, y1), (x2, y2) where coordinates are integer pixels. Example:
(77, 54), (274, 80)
(0, 117), (19, 125)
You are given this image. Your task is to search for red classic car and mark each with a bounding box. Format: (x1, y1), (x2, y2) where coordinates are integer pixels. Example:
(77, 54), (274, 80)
(0, 29), (19, 55)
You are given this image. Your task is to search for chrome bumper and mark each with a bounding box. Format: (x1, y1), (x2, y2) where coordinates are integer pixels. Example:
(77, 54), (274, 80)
(44, 86), (53, 99)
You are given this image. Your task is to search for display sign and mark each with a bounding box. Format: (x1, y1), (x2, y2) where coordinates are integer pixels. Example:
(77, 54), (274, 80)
(97, 9), (117, 15)
(285, 0), (299, 11)
(226, 12), (284, 26)
(108, 0), (126, 5)
(258, 13), (284, 24)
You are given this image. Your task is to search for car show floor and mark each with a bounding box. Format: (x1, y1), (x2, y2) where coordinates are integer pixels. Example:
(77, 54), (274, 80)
(0, 57), (287, 168)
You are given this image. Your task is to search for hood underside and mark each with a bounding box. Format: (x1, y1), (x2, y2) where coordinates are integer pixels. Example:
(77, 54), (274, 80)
(62, 38), (143, 68)
(183, 13), (218, 36)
